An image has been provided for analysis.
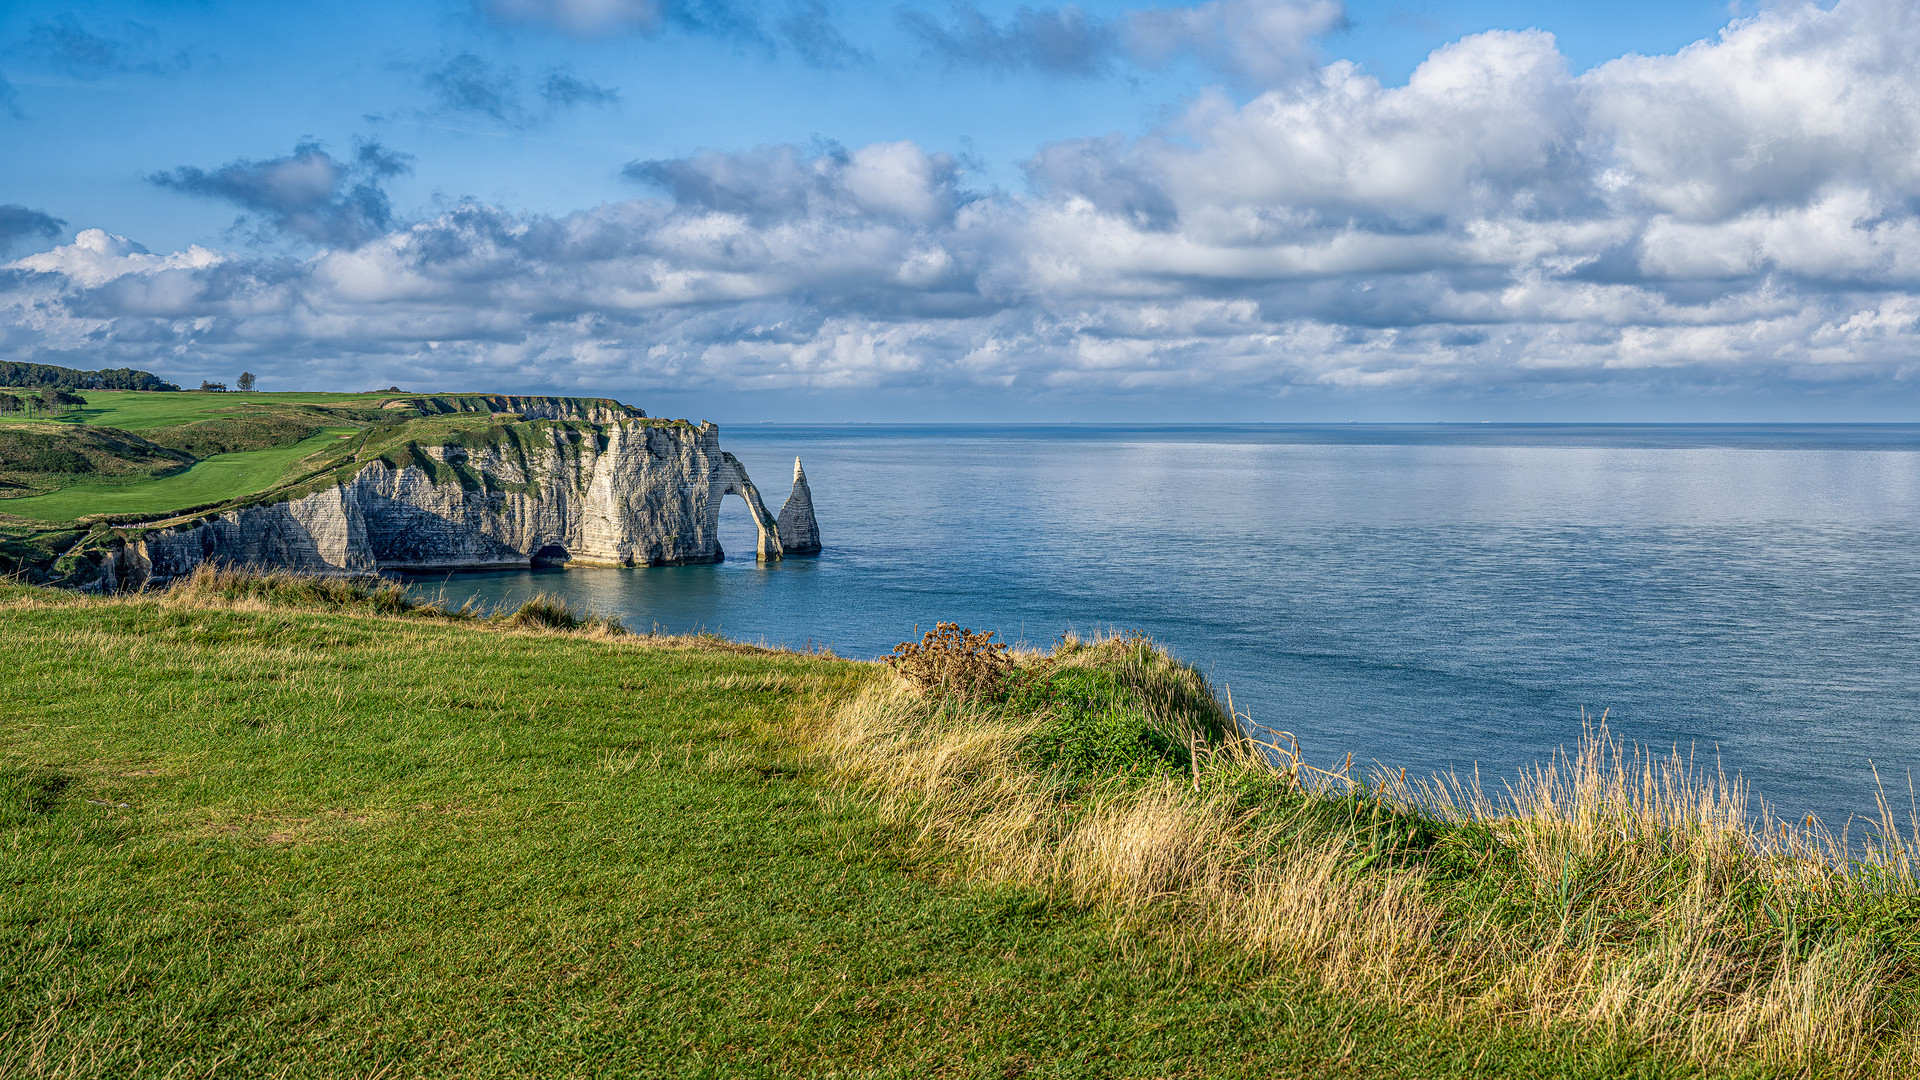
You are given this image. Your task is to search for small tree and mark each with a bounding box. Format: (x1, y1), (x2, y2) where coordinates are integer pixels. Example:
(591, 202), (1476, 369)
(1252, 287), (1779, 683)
(199, 380), (228, 392)
(0, 392), (21, 416)
(237, 371), (256, 392)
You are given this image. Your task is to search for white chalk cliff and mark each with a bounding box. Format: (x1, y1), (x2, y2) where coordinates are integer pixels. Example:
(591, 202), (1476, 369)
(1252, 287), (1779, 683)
(94, 417), (820, 590)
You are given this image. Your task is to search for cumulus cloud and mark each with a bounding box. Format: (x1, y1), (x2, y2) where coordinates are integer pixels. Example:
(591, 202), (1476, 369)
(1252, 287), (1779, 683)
(7, 228), (225, 287)
(900, 0), (1344, 84)
(7, 0), (1920, 405)
(149, 140), (414, 248)
(0, 205), (66, 256)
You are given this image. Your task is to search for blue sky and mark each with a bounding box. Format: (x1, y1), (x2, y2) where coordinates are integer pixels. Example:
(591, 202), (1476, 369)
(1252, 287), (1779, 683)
(4, 1), (1917, 421)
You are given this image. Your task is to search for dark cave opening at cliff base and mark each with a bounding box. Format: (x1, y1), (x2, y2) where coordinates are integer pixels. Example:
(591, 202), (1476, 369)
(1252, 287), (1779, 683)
(531, 544), (569, 568)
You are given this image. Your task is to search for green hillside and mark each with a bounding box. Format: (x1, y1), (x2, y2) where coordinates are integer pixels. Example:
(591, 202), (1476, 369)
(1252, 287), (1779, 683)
(0, 389), (400, 432)
(0, 424), (192, 496)
(0, 428), (356, 522)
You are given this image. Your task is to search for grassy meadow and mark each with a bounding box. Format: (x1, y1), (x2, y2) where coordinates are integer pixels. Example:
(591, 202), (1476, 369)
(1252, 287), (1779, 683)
(0, 390), (399, 432)
(0, 390), (402, 534)
(0, 429), (358, 522)
(3, 573), (1917, 1076)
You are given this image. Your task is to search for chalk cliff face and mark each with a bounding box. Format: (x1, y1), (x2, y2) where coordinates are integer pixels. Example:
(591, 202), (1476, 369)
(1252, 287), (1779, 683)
(95, 418), (820, 590)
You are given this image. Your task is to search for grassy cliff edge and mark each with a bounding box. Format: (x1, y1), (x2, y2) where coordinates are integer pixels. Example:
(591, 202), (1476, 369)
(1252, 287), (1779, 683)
(3, 572), (1917, 1077)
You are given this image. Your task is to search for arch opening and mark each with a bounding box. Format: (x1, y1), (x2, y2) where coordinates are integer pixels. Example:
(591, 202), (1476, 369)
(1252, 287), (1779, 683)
(716, 484), (782, 562)
(531, 544), (569, 567)
(712, 452), (785, 562)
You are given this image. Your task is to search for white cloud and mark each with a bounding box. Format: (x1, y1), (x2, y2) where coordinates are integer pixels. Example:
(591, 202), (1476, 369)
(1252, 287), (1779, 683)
(1582, 0), (1920, 222)
(7, 229), (225, 287)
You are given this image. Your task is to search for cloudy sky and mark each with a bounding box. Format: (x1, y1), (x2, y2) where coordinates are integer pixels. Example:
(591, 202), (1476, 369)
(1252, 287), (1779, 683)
(2, 0), (1917, 421)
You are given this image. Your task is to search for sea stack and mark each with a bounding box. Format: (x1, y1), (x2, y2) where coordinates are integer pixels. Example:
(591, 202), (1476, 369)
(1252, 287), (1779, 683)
(776, 457), (822, 555)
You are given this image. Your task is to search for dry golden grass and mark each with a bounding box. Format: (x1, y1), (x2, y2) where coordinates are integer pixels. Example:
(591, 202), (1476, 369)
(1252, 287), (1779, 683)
(803, 631), (1920, 1077)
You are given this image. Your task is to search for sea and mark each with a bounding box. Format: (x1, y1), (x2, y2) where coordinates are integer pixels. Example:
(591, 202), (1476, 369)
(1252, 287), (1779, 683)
(400, 424), (1920, 831)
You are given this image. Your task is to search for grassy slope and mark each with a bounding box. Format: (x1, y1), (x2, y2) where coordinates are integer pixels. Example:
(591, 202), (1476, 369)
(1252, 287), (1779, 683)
(0, 588), (1677, 1079)
(0, 391), (393, 529)
(0, 391), (398, 432)
(0, 428), (357, 523)
(0, 425), (192, 498)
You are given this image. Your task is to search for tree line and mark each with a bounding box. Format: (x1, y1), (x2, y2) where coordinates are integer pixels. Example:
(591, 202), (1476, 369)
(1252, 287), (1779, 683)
(0, 388), (88, 417)
(0, 362), (179, 392)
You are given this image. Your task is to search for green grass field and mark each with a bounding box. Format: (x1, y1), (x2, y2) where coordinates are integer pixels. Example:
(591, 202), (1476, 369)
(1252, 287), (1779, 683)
(0, 584), (1684, 1079)
(0, 390), (398, 432)
(0, 428), (357, 522)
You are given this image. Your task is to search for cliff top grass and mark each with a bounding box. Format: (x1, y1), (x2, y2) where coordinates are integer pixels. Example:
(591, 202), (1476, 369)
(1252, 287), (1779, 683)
(0, 389), (401, 432)
(6, 571), (1918, 1077)
(0, 424), (192, 496)
(0, 575), (1679, 1080)
(0, 428), (357, 524)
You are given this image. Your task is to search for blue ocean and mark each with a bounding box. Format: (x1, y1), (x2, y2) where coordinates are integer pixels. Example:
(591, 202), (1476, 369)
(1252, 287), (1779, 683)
(403, 424), (1920, 829)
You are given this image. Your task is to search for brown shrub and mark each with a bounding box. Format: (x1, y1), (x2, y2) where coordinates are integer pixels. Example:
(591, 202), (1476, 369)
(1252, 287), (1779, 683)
(885, 622), (1013, 701)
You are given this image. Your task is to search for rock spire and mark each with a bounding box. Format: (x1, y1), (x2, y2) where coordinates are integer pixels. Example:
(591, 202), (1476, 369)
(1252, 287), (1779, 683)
(775, 456), (822, 555)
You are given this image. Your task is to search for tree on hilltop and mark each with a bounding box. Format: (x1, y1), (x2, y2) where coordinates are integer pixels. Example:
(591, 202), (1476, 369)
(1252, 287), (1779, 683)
(237, 371), (256, 391)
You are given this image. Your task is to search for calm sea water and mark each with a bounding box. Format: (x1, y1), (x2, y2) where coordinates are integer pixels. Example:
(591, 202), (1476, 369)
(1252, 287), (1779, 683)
(402, 425), (1920, 829)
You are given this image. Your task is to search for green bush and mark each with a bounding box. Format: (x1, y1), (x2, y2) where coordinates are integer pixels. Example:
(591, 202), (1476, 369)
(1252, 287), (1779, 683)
(1013, 667), (1191, 781)
(492, 593), (628, 634)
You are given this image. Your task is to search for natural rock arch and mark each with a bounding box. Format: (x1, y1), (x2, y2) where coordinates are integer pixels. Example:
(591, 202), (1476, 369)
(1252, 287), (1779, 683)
(714, 452), (784, 561)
